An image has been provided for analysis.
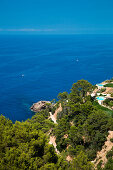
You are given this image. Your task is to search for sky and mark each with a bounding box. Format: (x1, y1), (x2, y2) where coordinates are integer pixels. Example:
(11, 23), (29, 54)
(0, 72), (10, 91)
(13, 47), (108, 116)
(0, 0), (113, 34)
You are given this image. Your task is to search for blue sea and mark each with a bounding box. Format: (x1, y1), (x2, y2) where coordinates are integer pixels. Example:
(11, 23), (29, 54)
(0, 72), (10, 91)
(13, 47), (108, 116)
(0, 34), (113, 122)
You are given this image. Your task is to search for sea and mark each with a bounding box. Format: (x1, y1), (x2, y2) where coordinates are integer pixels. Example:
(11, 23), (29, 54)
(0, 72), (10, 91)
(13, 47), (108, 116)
(0, 34), (113, 122)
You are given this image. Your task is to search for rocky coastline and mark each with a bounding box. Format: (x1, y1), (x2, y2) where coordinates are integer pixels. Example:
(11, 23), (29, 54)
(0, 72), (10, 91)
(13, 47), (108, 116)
(30, 101), (51, 112)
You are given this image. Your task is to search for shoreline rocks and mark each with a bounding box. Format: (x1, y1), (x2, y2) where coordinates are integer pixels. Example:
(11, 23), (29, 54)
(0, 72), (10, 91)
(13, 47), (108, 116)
(30, 101), (51, 112)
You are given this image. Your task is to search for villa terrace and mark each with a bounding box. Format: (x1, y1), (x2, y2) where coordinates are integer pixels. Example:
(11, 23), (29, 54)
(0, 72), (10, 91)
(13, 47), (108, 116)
(91, 81), (113, 109)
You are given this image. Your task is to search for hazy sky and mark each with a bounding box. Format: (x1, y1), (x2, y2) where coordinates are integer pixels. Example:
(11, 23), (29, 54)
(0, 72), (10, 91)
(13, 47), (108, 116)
(0, 0), (113, 34)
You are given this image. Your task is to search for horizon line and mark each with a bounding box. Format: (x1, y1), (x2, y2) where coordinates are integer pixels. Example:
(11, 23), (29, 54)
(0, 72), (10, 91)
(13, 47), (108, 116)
(0, 28), (112, 33)
(0, 28), (57, 32)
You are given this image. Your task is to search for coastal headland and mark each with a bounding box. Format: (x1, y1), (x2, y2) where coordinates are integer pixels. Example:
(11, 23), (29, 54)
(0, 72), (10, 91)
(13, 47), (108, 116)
(1, 79), (113, 169)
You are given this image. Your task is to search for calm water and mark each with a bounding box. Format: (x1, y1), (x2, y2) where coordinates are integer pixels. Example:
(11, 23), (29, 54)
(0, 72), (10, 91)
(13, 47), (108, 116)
(0, 34), (113, 122)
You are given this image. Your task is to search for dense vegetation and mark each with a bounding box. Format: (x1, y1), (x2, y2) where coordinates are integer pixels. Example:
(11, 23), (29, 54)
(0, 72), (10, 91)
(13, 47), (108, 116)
(1, 79), (113, 169)
(0, 111), (60, 170)
(93, 101), (113, 116)
(103, 98), (113, 108)
(104, 83), (113, 87)
(55, 80), (113, 161)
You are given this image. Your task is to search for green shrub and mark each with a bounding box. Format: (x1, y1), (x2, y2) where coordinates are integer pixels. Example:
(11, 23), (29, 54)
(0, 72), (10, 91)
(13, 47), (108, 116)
(86, 149), (97, 161)
(104, 83), (113, 87)
(104, 157), (113, 169)
(51, 106), (56, 114)
(103, 99), (113, 107)
(99, 88), (106, 93)
(106, 147), (113, 159)
(97, 160), (103, 170)
(110, 138), (113, 143)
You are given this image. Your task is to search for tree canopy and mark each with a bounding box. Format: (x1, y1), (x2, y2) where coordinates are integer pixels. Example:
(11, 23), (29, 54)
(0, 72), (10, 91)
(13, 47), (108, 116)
(1, 79), (113, 169)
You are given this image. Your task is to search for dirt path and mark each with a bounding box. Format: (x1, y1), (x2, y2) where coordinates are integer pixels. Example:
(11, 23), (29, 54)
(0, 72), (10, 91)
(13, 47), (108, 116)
(66, 155), (73, 162)
(93, 131), (113, 168)
(49, 136), (60, 154)
(49, 103), (62, 154)
(49, 112), (57, 123)
(49, 103), (62, 124)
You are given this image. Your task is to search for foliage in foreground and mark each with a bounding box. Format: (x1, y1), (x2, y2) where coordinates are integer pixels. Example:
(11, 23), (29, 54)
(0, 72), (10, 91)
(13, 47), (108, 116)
(1, 79), (113, 169)
(55, 80), (113, 166)
(0, 115), (59, 170)
(0, 113), (94, 170)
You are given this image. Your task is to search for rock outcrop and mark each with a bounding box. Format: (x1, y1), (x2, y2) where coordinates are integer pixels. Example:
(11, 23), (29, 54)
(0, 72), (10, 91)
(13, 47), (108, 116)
(30, 101), (51, 112)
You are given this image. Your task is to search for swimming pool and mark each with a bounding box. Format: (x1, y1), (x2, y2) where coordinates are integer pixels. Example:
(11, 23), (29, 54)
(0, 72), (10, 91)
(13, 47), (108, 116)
(96, 96), (105, 101)
(97, 84), (104, 87)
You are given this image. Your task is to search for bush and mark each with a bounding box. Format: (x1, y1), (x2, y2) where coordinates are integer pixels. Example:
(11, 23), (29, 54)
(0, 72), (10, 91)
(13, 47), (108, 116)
(104, 83), (113, 87)
(86, 149), (97, 161)
(103, 99), (113, 107)
(51, 106), (56, 114)
(97, 160), (103, 170)
(99, 88), (106, 93)
(110, 138), (113, 143)
(104, 157), (113, 170)
(106, 147), (113, 159)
